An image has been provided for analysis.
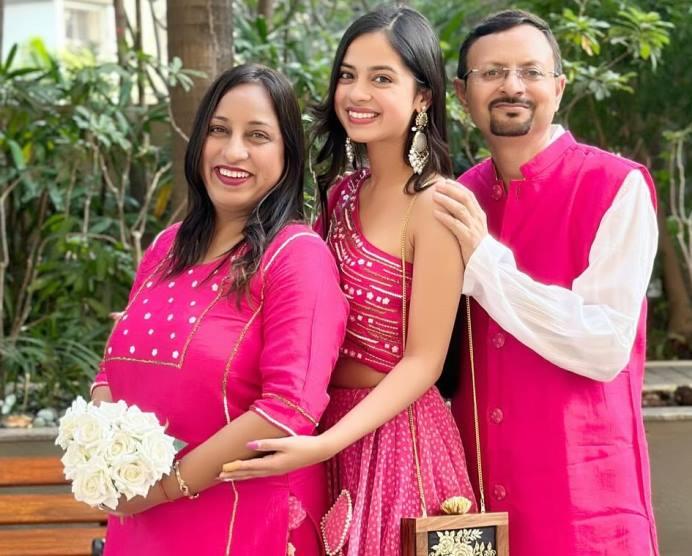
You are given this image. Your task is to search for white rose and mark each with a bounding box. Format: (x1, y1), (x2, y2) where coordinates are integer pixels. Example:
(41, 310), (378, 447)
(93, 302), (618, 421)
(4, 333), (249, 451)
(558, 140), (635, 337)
(72, 456), (119, 510)
(61, 443), (88, 480)
(56, 397), (88, 449)
(95, 399), (128, 424)
(73, 412), (110, 450)
(139, 431), (176, 478)
(124, 405), (162, 439)
(112, 454), (155, 500)
(103, 430), (137, 461)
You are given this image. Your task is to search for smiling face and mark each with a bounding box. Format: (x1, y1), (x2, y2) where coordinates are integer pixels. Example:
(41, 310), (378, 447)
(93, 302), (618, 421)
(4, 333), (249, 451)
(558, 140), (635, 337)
(201, 83), (284, 219)
(455, 24), (566, 140)
(334, 31), (427, 148)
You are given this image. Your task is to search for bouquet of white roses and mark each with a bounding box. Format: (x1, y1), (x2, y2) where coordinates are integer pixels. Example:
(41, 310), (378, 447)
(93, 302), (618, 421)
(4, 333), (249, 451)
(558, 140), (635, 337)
(56, 396), (176, 510)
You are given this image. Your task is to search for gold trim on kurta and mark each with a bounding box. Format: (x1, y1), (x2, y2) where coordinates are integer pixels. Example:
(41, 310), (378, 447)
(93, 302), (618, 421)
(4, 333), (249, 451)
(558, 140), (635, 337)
(220, 289), (263, 556)
(224, 479), (239, 556)
(262, 393), (319, 427)
(221, 302), (263, 424)
(102, 256), (226, 369)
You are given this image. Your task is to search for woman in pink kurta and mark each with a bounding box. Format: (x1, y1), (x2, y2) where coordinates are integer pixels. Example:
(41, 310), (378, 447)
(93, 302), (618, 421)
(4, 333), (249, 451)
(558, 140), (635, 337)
(90, 65), (348, 555)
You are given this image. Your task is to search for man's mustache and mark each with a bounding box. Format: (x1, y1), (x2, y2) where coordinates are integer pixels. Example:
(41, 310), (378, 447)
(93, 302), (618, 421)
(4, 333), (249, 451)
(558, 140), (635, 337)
(489, 97), (534, 110)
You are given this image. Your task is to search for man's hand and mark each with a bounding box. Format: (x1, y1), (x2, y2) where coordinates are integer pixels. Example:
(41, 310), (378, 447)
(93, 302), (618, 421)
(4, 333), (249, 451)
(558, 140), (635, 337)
(433, 180), (489, 265)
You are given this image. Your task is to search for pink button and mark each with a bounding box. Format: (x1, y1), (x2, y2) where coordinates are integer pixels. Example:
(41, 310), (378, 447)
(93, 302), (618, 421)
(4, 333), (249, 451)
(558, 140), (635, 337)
(493, 484), (507, 501)
(492, 332), (505, 348)
(490, 408), (504, 424)
(491, 183), (504, 201)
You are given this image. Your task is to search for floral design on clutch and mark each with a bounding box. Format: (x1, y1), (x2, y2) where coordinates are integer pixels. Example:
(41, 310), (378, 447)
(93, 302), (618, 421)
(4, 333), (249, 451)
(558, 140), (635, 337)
(429, 529), (497, 556)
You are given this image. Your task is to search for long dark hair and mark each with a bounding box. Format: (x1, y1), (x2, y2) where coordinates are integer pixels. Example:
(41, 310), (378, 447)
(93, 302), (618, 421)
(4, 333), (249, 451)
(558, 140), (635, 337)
(312, 4), (452, 238)
(167, 64), (305, 293)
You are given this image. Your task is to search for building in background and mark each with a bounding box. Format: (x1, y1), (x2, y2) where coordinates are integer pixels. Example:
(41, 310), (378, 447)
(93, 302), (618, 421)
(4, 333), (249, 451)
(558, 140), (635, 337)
(2, 0), (166, 63)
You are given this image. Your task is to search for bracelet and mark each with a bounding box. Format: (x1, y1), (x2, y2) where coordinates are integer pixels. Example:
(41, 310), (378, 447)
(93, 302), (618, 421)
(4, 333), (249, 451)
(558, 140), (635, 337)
(158, 478), (172, 502)
(173, 460), (199, 500)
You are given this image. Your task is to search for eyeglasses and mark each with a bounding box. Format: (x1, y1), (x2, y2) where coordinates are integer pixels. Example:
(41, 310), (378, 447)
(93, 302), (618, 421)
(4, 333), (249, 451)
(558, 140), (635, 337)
(463, 66), (561, 83)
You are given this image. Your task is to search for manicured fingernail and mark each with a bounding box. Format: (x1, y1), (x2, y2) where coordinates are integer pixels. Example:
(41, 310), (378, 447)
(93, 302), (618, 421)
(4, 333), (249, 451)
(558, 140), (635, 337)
(222, 461), (242, 473)
(246, 441), (260, 450)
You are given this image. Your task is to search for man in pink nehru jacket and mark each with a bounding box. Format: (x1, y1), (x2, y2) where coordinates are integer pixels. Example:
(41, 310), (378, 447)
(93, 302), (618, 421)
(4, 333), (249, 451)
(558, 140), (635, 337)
(433, 9), (659, 556)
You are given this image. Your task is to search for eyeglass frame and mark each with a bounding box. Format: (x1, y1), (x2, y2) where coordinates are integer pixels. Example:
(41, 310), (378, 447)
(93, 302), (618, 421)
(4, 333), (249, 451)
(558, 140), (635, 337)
(462, 66), (562, 83)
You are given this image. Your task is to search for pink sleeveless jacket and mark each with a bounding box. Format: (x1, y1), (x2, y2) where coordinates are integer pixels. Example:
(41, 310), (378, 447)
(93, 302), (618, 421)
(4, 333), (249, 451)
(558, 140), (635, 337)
(451, 132), (658, 556)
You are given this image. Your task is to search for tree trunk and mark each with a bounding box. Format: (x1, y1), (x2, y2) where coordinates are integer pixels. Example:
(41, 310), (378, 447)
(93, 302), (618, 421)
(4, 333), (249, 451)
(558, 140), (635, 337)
(258, 0), (274, 21)
(134, 0), (145, 106)
(113, 0), (128, 67)
(166, 0), (234, 214)
(658, 209), (692, 349)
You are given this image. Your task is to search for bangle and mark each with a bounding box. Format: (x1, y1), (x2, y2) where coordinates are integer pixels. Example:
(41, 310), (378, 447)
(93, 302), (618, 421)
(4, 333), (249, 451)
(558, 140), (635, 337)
(158, 478), (172, 502)
(173, 460), (199, 500)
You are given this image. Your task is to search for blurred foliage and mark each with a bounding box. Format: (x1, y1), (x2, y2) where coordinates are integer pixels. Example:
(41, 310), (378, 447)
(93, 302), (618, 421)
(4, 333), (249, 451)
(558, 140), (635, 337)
(1, 0), (690, 409)
(0, 40), (198, 408)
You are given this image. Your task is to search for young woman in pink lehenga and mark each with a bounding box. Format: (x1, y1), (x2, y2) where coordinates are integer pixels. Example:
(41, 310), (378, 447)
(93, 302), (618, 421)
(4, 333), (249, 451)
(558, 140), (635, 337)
(89, 64), (348, 555)
(221, 7), (477, 555)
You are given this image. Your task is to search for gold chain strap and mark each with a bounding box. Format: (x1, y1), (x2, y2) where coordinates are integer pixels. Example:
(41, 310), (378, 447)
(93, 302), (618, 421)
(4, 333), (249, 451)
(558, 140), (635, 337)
(465, 298), (486, 513)
(399, 193), (487, 516)
(399, 195), (428, 518)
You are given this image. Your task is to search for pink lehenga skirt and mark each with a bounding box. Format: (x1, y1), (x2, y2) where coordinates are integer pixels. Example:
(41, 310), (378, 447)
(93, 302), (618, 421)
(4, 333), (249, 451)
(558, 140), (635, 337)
(321, 386), (477, 556)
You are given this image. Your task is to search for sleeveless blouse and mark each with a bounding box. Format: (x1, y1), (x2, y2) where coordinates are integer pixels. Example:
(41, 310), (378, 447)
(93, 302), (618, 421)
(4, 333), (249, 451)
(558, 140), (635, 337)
(325, 170), (412, 373)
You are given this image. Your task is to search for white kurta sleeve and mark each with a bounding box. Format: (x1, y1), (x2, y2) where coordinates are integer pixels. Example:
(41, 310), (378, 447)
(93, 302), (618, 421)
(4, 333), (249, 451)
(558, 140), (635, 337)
(461, 169), (657, 381)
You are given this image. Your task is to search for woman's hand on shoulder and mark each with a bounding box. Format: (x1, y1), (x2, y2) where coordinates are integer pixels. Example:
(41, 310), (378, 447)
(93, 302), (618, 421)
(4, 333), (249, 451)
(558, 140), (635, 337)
(217, 434), (335, 481)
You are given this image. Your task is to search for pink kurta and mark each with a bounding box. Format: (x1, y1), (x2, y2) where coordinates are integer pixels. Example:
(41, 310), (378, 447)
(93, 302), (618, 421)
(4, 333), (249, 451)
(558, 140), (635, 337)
(93, 223), (348, 556)
(452, 132), (658, 555)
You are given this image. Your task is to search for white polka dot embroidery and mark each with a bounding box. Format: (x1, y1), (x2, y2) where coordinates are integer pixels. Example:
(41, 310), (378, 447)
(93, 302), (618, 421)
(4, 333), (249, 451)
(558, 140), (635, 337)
(168, 297), (174, 303)
(170, 332), (176, 339)
(188, 316), (196, 324)
(107, 347), (112, 355)
(148, 329), (154, 335)
(187, 269), (194, 275)
(172, 350), (179, 359)
(123, 329), (128, 336)
(167, 314), (173, 321)
(191, 280), (198, 288)
(129, 346), (135, 354)
(143, 298), (149, 304)
(144, 313), (151, 320)
(146, 281), (153, 288)
(151, 348), (158, 357)
(190, 301), (197, 307)
(211, 283), (219, 292)
(168, 281), (175, 288)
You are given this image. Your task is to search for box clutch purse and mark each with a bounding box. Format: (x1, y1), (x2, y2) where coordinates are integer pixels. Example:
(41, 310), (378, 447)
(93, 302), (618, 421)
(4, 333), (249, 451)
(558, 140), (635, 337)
(401, 496), (508, 556)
